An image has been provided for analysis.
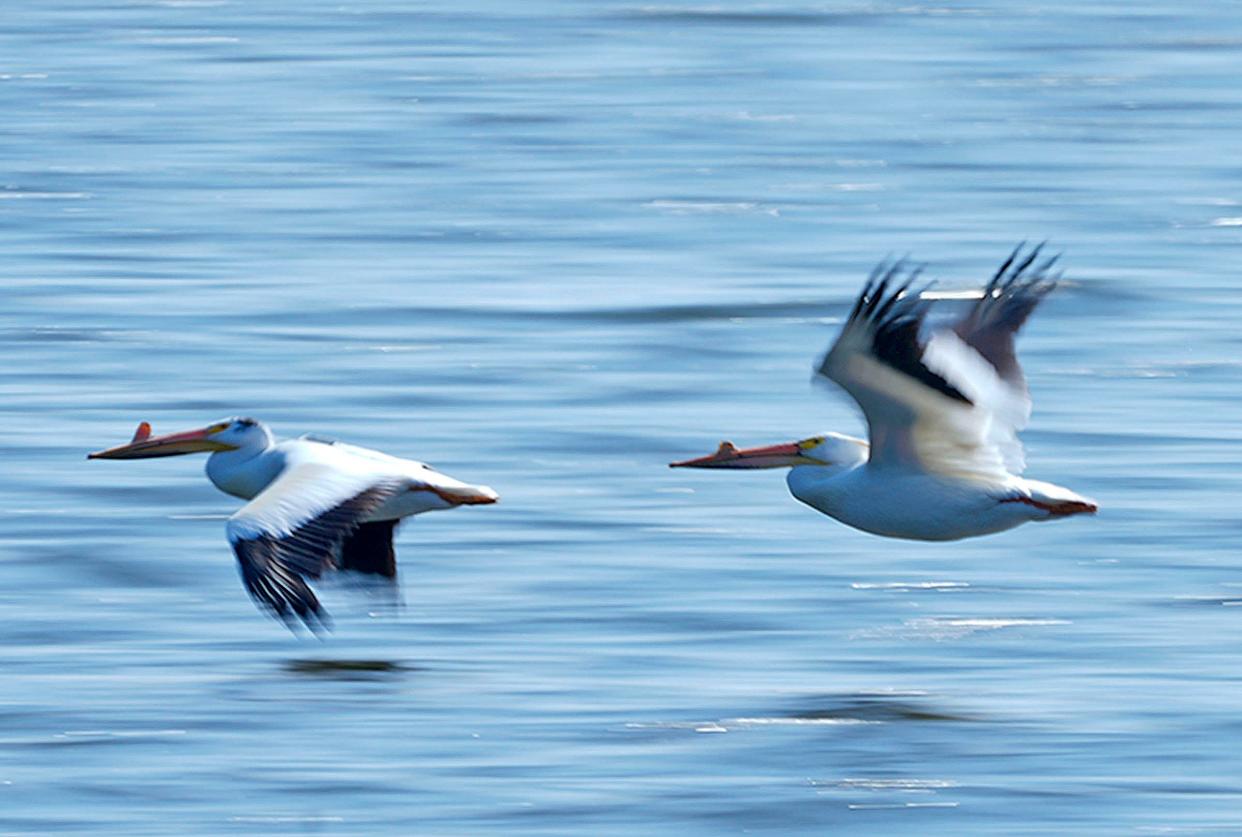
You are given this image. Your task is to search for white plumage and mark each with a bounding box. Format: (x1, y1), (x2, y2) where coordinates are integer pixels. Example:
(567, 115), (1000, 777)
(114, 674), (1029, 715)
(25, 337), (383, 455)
(90, 418), (496, 628)
(671, 245), (1097, 540)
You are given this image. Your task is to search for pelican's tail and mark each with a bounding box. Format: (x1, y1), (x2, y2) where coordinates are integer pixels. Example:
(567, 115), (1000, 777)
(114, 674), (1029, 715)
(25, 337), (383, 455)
(1001, 480), (1098, 518)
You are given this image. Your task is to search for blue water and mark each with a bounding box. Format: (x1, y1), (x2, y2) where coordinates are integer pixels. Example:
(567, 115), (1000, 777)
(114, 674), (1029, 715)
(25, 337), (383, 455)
(3, 1), (1242, 833)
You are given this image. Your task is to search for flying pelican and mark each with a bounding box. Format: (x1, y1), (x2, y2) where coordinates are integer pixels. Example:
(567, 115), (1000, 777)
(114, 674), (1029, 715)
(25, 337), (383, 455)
(670, 245), (1097, 540)
(89, 418), (498, 628)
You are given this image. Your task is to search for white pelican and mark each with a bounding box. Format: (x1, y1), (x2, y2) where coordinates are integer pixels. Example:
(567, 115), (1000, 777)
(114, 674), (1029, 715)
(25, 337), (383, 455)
(670, 245), (1097, 540)
(89, 418), (497, 628)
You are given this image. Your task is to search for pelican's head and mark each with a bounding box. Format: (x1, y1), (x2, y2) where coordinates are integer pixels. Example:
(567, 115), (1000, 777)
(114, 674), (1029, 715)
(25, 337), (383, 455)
(88, 417), (272, 460)
(669, 432), (867, 470)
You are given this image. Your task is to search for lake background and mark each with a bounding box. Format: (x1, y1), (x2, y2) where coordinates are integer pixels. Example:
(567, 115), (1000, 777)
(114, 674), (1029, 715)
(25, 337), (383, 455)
(2, 1), (1241, 834)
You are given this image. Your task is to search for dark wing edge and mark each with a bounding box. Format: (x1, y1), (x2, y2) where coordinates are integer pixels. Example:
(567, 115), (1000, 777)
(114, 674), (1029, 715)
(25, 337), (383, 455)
(819, 259), (973, 406)
(231, 482), (403, 631)
(340, 519), (400, 578)
(953, 243), (1059, 390)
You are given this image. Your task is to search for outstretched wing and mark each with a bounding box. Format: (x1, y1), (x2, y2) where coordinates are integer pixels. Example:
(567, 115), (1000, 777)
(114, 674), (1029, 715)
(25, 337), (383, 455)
(227, 459), (404, 630)
(953, 243), (1058, 392)
(937, 243), (1059, 473)
(816, 249), (1055, 482)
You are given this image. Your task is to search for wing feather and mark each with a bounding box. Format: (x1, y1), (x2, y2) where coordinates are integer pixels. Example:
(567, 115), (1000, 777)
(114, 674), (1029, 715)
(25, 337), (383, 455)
(953, 242), (1058, 391)
(817, 248), (1056, 481)
(946, 243), (1059, 472)
(227, 459), (405, 629)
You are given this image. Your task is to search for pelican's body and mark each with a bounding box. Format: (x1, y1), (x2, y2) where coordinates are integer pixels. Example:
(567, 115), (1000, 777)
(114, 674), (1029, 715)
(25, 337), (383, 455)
(672, 245), (1096, 540)
(205, 430), (485, 517)
(90, 418), (497, 628)
(786, 456), (1083, 541)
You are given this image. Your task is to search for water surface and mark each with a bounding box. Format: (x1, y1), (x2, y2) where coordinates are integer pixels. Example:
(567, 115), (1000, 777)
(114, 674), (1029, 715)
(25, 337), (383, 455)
(3, 2), (1241, 834)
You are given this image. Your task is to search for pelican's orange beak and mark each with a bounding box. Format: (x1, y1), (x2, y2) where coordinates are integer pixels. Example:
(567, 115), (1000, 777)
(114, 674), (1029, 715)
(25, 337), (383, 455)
(669, 440), (811, 469)
(88, 421), (237, 460)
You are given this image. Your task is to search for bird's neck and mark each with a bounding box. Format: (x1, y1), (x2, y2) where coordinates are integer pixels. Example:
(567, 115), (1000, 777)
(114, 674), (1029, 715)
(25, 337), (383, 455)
(785, 458), (863, 510)
(205, 444), (281, 500)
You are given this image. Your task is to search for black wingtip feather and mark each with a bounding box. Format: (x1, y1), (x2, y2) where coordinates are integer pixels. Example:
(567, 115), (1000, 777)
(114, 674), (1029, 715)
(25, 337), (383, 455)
(845, 260), (973, 405)
(952, 243), (1063, 387)
(231, 482), (403, 632)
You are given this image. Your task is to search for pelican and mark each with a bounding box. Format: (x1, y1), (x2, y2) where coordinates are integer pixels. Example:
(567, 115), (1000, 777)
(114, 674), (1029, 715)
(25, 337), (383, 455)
(670, 245), (1097, 540)
(89, 418), (498, 628)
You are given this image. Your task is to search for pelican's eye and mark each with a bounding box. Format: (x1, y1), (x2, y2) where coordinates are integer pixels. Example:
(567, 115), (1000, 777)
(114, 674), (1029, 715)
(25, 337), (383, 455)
(798, 436), (824, 451)
(206, 422), (231, 434)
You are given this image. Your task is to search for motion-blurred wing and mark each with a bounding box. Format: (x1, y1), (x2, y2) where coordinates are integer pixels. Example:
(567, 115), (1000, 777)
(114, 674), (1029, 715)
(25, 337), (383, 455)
(227, 460), (404, 629)
(816, 260), (1009, 482)
(939, 243), (1059, 472)
(953, 243), (1058, 392)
